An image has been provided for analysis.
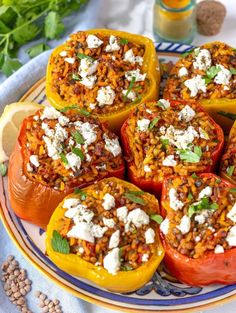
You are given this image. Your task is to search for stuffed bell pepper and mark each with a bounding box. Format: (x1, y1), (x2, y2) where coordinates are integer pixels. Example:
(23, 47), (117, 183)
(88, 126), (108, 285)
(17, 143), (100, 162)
(46, 29), (160, 132)
(8, 106), (124, 228)
(163, 42), (236, 132)
(121, 99), (224, 196)
(46, 177), (164, 292)
(220, 120), (236, 184)
(160, 173), (236, 286)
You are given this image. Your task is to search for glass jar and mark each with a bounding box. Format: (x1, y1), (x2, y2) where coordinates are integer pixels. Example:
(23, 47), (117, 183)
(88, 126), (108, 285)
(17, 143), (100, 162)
(153, 0), (196, 44)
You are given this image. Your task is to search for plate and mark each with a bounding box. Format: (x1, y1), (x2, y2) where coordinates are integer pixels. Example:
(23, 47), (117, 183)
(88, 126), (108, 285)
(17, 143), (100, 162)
(1, 42), (236, 313)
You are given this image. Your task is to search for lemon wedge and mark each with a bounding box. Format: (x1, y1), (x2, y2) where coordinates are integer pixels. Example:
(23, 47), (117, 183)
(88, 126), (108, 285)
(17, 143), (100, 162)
(0, 102), (42, 162)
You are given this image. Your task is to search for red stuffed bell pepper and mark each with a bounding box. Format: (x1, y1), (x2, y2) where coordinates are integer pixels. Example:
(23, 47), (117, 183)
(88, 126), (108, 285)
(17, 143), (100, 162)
(160, 173), (236, 286)
(121, 99), (224, 197)
(8, 106), (124, 229)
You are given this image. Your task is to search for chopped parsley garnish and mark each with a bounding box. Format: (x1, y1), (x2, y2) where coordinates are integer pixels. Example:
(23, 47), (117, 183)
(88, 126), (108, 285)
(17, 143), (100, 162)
(150, 214), (163, 224)
(0, 163), (7, 177)
(218, 111), (236, 121)
(126, 190), (145, 195)
(74, 188), (87, 200)
(230, 68), (236, 75)
(131, 94), (142, 105)
(206, 65), (221, 79)
(60, 152), (68, 165)
(160, 138), (169, 150)
(187, 192), (193, 200)
(51, 230), (70, 254)
(149, 117), (160, 130)
(200, 128), (209, 140)
(72, 73), (80, 81)
(215, 178), (221, 184)
(188, 197), (219, 218)
(72, 130), (85, 144)
(59, 105), (77, 112)
(156, 100), (165, 109)
(180, 48), (194, 58)
(203, 77), (212, 84)
(179, 146), (202, 163)
(124, 191), (145, 205)
(77, 53), (94, 61)
(230, 188), (236, 193)
(121, 264), (133, 271)
(78, 108), (90, 117)
(120, 38), (129, 45)
(191, 173), (199, 179)
(72, 147), (84, 161)
(123, 76), (136, 101)
(226, 165), (235, 177)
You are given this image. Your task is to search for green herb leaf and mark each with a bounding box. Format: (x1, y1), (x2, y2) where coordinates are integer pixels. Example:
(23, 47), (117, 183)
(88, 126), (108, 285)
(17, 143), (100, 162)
(119, 247), (124, 261)
(126, 190), (145, 195)
(217, 111), (236, 120)
(188, 197), (218, 218)
(27, 43), (50, 59)
(149, 117), (160, 130)
(77, 53), (94, 61)
(131, 94), (142, 105)
(72, 130), (85, 144)
(51, 230), (70, 254)
(150, 214), (163, 224)
(124, 192), (145, 205)
(1, 56), (22, 77)
(13, 17), (40, 45)
(230, 68), (236, 75)
(181, 48), (194, 58)
(74, 188), (87, 200)
(160, 138), (169, 150)
(206, 66), (221, 79)
(226, 165), (235, 177)
(72, 147), (84, 161)
(45, 11), (64, 40)
(179, 146), (202, 163)
(191, 173), (199, 179)
(203, 76), (212, 84)
(59, 105), (78, 112)
(215, 178), (221, 184)
(60, 152), (68, 165)
(123, 76), (136, 101)
(78, 108), (90, 116)
(120, 38), (129, 45)
(72, 73), (80, 81)
(187, 192), (193, 200)
(0, 163), (7, 176)
(121, 264), (133, 271)
(229, 188), (236, 193)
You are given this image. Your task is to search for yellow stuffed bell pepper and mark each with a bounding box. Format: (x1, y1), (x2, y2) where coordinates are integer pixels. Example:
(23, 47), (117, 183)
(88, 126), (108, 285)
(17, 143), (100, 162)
(220, 120), (236, 184)
(46, 29), (160, 132)
(163, 41), (236, 133)
(46, 177), (164, 293)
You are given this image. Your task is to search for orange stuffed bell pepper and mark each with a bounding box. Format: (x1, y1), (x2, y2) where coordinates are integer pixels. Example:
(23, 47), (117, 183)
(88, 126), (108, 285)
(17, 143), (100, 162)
(46, 177), (164, 292)
(46, 29), (160, 132)
(121, 99), (224, 197)
(160, 173), (236, 286)
(8, 106), (124, 229)
(220, 120), (236, 184)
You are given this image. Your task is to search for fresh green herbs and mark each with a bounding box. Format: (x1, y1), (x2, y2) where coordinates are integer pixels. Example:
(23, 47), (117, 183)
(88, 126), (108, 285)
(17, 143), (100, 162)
(72, 130), (85, 144)
(226, 165), (235, 177)
(74, 188), (87, 200)
(230, 68), (236, 75)
(59, 152), (68, 165)
(191, 173), (199, 179)
(121, 264), (133, 271)
(77, 53), (94, 61)
(150, 214), (163, 224)
(0, 0), (89, 77)
(78, 108), (90, 117)
(149, 117), (160, 130)
(179, 146), (202, 163)
(187, 192), (193, 200)
(217, 111), (236, 121)
(120, 38), (129, 45)
(123, 76), (136, 101)
(51, 230), (70, 254)
(229, 188), (236, 193)
(72, 73), (80, 81)
(72, 147), (84, 161)
(202, 65), (221, 84)
(215, 178), (221, 184)
(160, 138), (169, 150)
(180, 48), (194, 58)
(59, 106), (90, 116)
(124, 191), (145, 205)
(188, 197), (218, 218)
(0, 163), (7, 176)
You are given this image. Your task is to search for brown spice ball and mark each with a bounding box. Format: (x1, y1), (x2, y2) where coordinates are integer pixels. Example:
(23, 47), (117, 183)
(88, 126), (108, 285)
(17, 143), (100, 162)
(197, 0), (226, 36)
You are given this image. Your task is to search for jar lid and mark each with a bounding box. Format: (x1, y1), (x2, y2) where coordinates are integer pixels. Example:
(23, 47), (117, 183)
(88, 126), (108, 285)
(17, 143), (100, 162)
(161, 0), (195, 12)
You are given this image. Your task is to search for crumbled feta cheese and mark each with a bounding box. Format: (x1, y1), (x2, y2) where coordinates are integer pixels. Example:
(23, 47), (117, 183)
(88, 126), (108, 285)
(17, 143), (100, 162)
(178, 67), (188, 77)
(177, 215), (191, 234)
(27, 163), (33, 172)
(74, 121), (97, 145)
(125, 69), (146, 82)
(214, 64), (232, 86)
(96, 86), (115, 106)
(103, 248), (120, 275)
(208, 226), (215, 232)
(162, 155), (177, 167)
(86, 35), (103, 49)
(29, 155), (39, 167)
(103, 217), (115, 228)
(96, 163), (106, 170)
(103, 134), (121, 157)
(59, 51), (67, 57)
(123, 49), (143, 65)
(33, 115), (39, 121)
(178, 105), (196, 122)
(79, 58), (98, 78)
(195, 235), (201, 242)
(135, 56), (143, 66)
(116, 206), (128, 222)
(144, 165), (152, 172)
(78, 247), (84, 254)
(86, 153), (92, 162)
(198, 186), (212, 200)
(142, 254), (149, 262)
(159, 126), (166, 134)
(109, 230), (120, 249)
(214, 245), (224, 254)
(66, 152), (82, 171)
(226, 226), (236, 247)
(67, 222), (94, 243)
(102, 193), (115, 211)
(122, 89), (136, 101)
(68, 138), (75, 146)
(111, 55), (116, 61)
(105, 35), (120, 52)
(63, 198), (80, 209)
(146, 109), (152, 114)
(69, 205), (94, 224)
(224, 85), (230, 91)
(199, 127), (209, 140)
(160, 218), (169, 235)
(184, 75), (207, 97)
(227, 203), (236, 223)
(58, 115), (70, 126)
(194, 211), (209, 224)
(90, 224), (108, 238)
(137, 118), (150, 131)
(193, 49), (212, 71)
(64, 57), (75, 64)
(79, 75), (97, 89)
(158, 99), (170, 110)
(169, 188), (184, 211)
(55, 123), (68, 141)
(145, 228), (155, 244)
(42, 122), (54, 138)
(127, 208), (150, 228)
(43, 136), (61, 160)
(89, 103), (96, 110)
(40, 106), (61, 120)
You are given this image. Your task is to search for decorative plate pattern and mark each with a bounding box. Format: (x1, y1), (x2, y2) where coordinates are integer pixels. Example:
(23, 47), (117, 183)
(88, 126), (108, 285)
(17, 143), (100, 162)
(1, 42), (236, 313)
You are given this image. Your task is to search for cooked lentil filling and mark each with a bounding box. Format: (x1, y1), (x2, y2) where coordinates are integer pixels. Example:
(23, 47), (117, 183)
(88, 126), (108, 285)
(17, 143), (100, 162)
(220, 138), (236, 180)
(57, 179), (159, 274)
(23, 106), (123, 190)
(125, 100), (220, 181)
(160, 175), (236, 258)
(164, 42), (236, 100)
(49, 31), (147, 114)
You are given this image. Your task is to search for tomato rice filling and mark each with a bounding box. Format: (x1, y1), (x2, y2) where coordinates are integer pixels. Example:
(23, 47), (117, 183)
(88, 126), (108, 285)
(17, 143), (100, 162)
(160, 175), (236, 258)
(23, 106), (123, 190)
(124, 100), (221, 182)
(57, 179), (160, 274)
(49, 31), (147, 114)
(221, 138), (236, 180)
